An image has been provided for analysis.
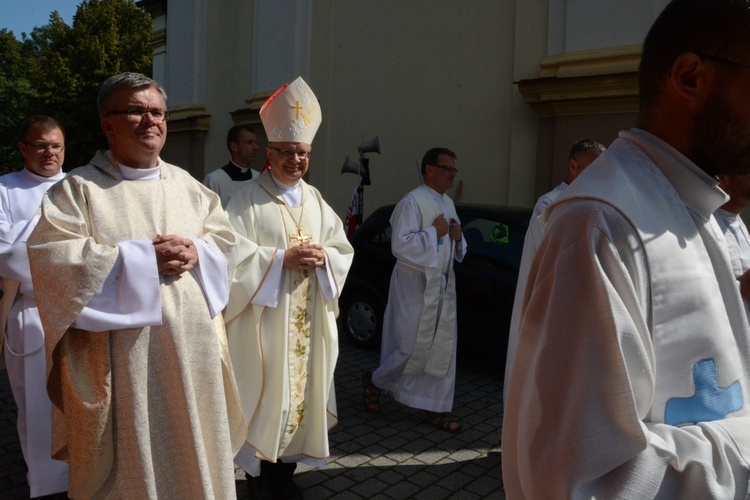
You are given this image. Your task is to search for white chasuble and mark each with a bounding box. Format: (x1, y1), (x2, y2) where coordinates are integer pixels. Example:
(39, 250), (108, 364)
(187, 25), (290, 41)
(27, 151), (246, 499)
(224, 170), (353, 470)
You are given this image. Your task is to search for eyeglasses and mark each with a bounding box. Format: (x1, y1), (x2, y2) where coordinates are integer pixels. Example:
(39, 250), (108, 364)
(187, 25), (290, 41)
(22, 142), (65, 154)
(269, 147), (311, 160)
(696, 53), (750, 71)
(430, 164), (458, 174)
(106, 108), (170, 123)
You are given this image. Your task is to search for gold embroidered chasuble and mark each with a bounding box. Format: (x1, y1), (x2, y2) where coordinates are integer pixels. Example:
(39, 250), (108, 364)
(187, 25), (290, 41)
(27, 151), (246, 499)
(224, 170), (353, 465)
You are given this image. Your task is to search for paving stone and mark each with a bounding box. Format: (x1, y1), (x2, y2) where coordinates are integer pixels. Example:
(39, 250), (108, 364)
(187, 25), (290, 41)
(350, 476), (389, 497)
(1, 339), (506, 498)
(413, 483), (453, 499)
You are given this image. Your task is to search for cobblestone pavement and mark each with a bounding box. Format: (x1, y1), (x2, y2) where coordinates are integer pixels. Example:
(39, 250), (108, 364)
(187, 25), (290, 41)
(1, 339), (505, 499)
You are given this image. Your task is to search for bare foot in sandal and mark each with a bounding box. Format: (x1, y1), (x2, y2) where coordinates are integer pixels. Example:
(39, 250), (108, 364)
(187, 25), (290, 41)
(422, 410), (461, 432)
(363, 370), (381, 413)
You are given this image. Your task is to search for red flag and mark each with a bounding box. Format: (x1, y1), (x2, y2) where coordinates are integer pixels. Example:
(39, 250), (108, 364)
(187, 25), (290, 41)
(344, 185), (361, 238)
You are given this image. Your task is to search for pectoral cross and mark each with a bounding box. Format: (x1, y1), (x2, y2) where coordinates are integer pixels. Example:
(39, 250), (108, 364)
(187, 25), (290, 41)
(289, 226), (311, 244)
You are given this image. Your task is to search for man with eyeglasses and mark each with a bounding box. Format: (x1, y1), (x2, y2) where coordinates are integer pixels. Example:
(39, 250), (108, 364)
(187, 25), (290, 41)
(364, 147), (466, 433)
(204, 125), (262, 207)
(0, 115), (69, 498)
(224, 76), (353, 500)
(504, 138), (605, 404)
(27, 73), (245, 499)
(503, 1), (750, 497)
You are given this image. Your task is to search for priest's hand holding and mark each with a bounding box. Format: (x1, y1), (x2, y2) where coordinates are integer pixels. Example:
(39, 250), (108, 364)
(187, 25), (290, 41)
(739, 269), (750, 299)
(283, 243), (326, 271)
(432, 214), (449, 237)
(153, 234), (199, 276)
(449, 218), (461, 241)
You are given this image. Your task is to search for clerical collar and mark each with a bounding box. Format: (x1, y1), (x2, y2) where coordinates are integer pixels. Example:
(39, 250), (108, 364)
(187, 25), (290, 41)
(423, 184), (446, 201)
(270, 174), (302, 207)
(116, 159), (162, 180)
(23, 168), (65, 184)
(624, 128), (726, 220)
(230, 160), (250, 174)
(716, 208), (739, 223)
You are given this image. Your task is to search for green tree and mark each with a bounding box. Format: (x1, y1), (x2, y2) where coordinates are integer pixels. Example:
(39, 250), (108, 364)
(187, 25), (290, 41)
(0, 29), (39, 170)
(0, 0), (153, 171)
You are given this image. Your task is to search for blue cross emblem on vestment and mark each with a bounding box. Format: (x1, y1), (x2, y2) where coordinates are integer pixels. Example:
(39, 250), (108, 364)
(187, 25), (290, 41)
(664, 358), (743, 426)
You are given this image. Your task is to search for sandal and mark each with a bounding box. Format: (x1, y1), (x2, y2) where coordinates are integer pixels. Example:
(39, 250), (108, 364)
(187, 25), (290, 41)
(422, 411), (461, 433)
(362, 370), (381, 413)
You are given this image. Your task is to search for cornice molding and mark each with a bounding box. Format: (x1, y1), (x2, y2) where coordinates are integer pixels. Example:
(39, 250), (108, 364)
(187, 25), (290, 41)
(230, 90), (274, 127)
(151, 27), (166, 49)
(539, 44), (642, 78)
(518, 45), (642, 118)
(167, 103), (211, 134)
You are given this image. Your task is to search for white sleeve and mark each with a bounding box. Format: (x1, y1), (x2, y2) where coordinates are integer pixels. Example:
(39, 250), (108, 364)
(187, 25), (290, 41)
(248, 250), (339, 305)
(192, 238), (229, 318)
(72, 240), (162, 330)
(502, 200), (750, 499)
(0, 190), (38, 283)
(251, 249), (285, 307)
(0, 215), (37, 283)
(390, 196), (439, 268)
(454, 234), (466, 263)
(316, 253), (338, 301)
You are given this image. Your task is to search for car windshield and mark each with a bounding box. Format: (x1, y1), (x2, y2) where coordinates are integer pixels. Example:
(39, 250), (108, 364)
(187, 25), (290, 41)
(461, 215), (525, 271)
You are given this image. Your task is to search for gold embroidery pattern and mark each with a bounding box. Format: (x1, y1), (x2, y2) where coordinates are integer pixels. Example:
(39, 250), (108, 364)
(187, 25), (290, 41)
(283, 269), (316, 439)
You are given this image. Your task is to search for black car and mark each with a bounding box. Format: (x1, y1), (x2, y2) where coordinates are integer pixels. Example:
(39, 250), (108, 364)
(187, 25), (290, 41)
(338, 202), (532, 371)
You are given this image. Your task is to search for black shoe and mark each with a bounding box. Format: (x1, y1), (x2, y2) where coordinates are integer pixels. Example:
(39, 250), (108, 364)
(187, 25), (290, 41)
(266, 460), (304, 500)
(245, 471), (274, 500)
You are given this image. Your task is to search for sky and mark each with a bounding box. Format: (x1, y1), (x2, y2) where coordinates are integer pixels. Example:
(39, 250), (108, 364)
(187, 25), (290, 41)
(0, 0), (80, 37)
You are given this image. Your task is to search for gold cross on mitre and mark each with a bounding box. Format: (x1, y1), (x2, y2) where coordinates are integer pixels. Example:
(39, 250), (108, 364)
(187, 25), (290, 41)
(289, 226), (311, 244)
(291, 101), (303, 120)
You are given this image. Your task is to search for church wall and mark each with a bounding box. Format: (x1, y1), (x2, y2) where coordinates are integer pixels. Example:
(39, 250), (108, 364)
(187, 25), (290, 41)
(144, 0), (676, 218)
(307, 0), (532, 216)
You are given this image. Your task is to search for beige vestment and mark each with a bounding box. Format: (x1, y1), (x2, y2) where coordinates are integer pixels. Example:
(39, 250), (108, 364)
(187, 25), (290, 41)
(28, 151), (246, 499)
(224, 170), (353, 469)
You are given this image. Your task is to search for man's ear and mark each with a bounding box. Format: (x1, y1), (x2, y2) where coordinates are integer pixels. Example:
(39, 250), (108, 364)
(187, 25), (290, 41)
(568, 157), (578, 177)
(101, 118), (115, 140)
(669, 52), (715, 106)
(716, 173), (730, 192)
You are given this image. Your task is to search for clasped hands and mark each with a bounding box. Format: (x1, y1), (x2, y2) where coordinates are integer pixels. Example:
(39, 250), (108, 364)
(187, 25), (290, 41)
(153, 234), (198, 276)
(284, 242), (326, 271)
(433, 214), (462, 241)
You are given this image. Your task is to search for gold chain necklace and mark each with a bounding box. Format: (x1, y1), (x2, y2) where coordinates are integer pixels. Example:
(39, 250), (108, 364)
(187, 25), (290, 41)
(283, 199), (311, 244)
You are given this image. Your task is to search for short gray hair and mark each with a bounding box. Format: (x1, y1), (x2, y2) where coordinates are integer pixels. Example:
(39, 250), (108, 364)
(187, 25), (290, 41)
(97, 72), (168, 118)
(568, 139), (606, 160)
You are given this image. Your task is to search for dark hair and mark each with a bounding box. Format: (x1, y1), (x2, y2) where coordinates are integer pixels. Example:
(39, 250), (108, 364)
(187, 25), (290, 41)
(97, 72), (168, 118)
(639, 0), (750, 118)
(226, 125), (256, 151)
(19, 115), (65, 142)
(420, 147), (457, 176)
(568, 139), (605, 160)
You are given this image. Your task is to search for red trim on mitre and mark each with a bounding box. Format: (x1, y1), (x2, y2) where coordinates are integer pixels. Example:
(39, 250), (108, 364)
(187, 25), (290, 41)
(260, 83), (289, 114)
(261, 156), (271, 171)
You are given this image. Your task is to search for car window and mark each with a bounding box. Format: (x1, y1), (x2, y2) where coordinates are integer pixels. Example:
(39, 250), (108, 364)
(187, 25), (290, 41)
(461, 216), (525, 271)
(367, 224), (392, 247)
